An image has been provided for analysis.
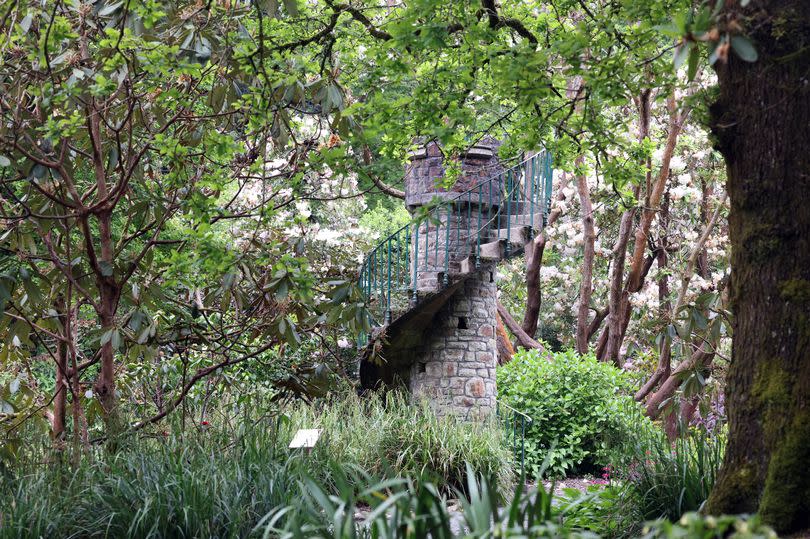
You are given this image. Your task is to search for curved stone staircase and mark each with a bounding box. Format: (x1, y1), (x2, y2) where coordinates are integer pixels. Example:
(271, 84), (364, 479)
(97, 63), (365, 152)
(357, 147), (553, 405)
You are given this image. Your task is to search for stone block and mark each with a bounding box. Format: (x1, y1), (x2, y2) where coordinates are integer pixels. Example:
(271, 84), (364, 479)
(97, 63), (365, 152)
(453, 396), (476, 407)
(425, 362), (443, 377)
(465, 377), (486, 398)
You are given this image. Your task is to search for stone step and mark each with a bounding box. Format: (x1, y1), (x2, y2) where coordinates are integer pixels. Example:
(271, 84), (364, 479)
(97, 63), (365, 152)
(478, 239), (506, 261)
(503, 211), (544, 230)
(490, 225), (532, 246)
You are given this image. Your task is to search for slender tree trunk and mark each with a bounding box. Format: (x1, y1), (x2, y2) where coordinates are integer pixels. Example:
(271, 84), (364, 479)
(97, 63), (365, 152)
(496, 312), (515, 365)
(499, 302), (543, 350)
(705, 2), (810, 532)
(639, 194), (727, 404)
(92, 210), (122, 437)
(521, 170), (569, 337)
(575, 158), (595, 354)
(605, 94), (689, 364)
(599, 90), (650, 363)
(601, 194), (636, 364)
(636, 193), (673, 400)
(52, 303), (68, 445)
(698, 176), (713, 278)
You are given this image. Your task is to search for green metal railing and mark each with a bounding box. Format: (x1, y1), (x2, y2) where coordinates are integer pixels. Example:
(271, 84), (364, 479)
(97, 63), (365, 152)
(496, 400), (533, 477)
(358, 150), (553, 336)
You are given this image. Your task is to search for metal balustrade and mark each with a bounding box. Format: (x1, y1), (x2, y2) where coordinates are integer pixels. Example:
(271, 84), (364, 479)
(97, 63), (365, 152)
(358, 150), (553, 342)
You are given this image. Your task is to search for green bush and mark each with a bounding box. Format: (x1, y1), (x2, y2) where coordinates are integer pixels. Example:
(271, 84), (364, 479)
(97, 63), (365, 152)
(279, 392), (515, 495)
(497, 348), (639, 478)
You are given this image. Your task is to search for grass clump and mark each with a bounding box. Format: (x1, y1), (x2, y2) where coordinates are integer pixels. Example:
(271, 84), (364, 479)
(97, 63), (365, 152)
(279, 392), (515, 495)
(622, 426), (726, 521)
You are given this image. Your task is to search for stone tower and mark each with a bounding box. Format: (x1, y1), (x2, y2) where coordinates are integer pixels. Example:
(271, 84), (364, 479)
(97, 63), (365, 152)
(376, 138), (504, 420)
(358, 139), (550, 421)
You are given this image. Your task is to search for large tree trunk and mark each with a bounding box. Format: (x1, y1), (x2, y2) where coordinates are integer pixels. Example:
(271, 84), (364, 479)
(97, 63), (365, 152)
(705, 2), (810, 533)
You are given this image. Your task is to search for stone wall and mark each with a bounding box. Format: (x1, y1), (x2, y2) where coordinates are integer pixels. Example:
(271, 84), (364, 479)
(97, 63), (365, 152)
(408, 264), (498, 420)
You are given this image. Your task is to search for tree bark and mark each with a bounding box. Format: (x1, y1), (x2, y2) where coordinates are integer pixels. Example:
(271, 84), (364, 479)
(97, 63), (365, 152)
(521, 170), (569, 337)
(496, 311), (515, 365)
(498, 302), (543, 350)
(575, 158), (595, 354)
(705, 2), (810, 533)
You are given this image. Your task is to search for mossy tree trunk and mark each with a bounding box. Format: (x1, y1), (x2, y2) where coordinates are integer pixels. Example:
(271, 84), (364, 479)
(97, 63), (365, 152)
(705, 1), (810, 533)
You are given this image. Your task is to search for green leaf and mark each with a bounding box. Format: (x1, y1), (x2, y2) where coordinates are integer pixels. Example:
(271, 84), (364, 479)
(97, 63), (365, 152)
(110, 329), (121, 350)
(19, 14), (32, 34)
(730, 35), (758, 62)
(98, 1), (124, 17)
(673, 42), (691, 71)
(687, 45), (700, 81)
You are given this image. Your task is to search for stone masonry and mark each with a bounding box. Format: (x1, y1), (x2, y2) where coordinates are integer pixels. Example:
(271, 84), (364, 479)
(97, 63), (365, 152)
(403, 138), (501, 420)
(408, 262), (498, 420)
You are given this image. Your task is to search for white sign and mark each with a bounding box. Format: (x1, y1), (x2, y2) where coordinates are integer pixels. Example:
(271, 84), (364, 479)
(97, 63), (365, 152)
(289, 429), (322, 449)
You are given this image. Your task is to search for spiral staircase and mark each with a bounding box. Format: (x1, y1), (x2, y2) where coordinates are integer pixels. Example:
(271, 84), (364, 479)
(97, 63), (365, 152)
(357, 149), (554, 387)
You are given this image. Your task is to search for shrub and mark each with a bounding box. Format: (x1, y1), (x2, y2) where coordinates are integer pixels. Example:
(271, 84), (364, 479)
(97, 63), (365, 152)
(497, 348), (639, 478)
(279, 392), (515, 495)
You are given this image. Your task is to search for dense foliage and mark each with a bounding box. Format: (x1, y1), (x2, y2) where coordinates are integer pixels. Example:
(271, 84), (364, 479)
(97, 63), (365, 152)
(498, 348), (640, 477)
(0, 0), (806, 533)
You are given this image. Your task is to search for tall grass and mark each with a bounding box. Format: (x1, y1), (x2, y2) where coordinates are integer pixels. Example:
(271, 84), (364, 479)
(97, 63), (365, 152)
(0, 421), (301, 538)
(0, 393), (514, 537)
(626, 428), (725, 521)
(278, 392), (515, 495)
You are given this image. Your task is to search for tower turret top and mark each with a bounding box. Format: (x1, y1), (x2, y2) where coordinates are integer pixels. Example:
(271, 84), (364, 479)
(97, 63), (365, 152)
(404, 137), (503, 209)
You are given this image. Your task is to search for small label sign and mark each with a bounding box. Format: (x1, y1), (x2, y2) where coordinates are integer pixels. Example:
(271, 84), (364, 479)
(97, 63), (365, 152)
(289, 429), (322, 449)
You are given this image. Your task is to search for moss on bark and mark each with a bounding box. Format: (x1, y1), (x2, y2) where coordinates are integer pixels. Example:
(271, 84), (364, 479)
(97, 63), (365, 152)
(759, 410), (810, 532)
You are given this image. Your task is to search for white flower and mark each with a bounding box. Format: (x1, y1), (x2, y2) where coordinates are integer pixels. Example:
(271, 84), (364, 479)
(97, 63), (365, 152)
(337, 338), (351, 349)
(295, 201), (312, 219)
